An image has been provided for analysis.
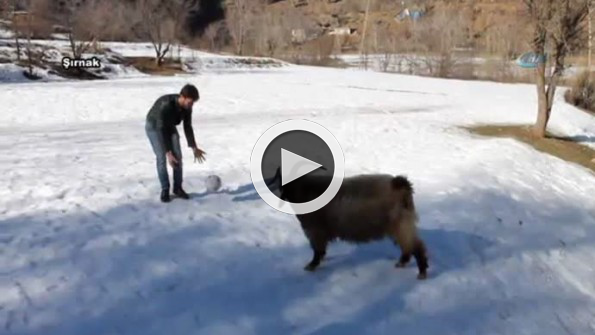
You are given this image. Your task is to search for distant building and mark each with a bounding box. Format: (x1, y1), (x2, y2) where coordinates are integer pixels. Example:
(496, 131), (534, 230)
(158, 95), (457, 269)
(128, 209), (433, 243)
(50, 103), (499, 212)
(329, 27), (356, 36)
(291, 27), (322, 44)
(395, 8), (425, 22)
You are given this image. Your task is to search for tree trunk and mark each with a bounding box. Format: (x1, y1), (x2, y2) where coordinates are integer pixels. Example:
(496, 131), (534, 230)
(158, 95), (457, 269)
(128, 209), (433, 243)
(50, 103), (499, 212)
(533, 61), (549, 138)
(25, 14), (34, 77)
(154, 42), (170, 67)
(531, 8), (550, 138)
(589, 2), (592, 70)
(10, 0), (20, 61)
(69, 32), (78, 58)
(237, 22), (244, 56)
(14, 33), (20, 61)
(153, 39), (162, 66)
(26, 34), (32, 75)
(177, 44), (181, 64)
(360, 0), (371, 70)
(233, 0), (244, 56)
(533, 42), (565, 138)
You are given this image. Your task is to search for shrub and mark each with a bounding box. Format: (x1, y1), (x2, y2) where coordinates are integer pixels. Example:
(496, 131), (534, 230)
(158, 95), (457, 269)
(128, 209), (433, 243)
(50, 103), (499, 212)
(565, 71), (595, 113)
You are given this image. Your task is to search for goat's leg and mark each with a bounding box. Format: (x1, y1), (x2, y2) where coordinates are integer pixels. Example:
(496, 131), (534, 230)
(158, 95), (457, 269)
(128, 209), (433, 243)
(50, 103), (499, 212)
(304, 230), (328, 271)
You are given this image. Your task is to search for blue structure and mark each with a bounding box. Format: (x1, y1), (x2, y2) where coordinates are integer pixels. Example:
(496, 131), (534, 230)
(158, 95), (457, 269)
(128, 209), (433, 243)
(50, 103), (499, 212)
(396, 8), (425, 22)
(410, 10), (424, 21)
(516, 52), (547, 68)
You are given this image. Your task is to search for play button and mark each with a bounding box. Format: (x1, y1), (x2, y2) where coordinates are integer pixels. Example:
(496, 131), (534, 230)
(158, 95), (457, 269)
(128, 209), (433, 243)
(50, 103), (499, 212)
(281, 149), (323, 186)
(250, 119), (345, 215)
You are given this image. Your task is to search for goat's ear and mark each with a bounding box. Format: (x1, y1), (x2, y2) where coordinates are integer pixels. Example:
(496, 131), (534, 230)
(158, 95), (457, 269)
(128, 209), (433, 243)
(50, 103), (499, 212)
(272, 167), (282, 188)
(274, 167), (287, 199)
(265, 166), (283, 190)
(277, 168), (286, 199)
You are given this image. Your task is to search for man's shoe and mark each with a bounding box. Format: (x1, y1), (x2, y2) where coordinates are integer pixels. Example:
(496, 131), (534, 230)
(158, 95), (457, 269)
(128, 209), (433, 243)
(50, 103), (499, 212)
(161, 189), (171, 203)
(173, 187), (189, 199)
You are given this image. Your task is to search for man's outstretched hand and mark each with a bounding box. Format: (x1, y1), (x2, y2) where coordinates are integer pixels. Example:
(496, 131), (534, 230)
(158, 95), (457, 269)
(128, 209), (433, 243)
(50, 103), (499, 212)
(166, 151), (179, 167)
(193, 147), (206, 164)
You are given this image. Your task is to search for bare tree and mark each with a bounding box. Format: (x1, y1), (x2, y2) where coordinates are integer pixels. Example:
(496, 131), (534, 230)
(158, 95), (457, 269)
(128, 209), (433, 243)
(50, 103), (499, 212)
(7, 0), (52, 77)
(359, 0), (372, 70)
(225, 0), (271, 56)
(75, 0), (119, 46)
(136, 0), (173, 66)
(0, 0), (9, 18)
(7, 0), (21, 61)
(524, 0), (590, 137)
(409, 8), (469, 78)
(132, 0), (189, 66)
(22, 11), (36, 77)
(252, 10), (286, 57)
(204, 22), (219, 51)
(16, 1), (52, 78)
(226, 0), (249, 55)
(51, 1), (98, 59)
(74, 0), (140, 43)
(376, 25), (399, 73)
(589, 1), (593, 70)
(171, 1), (198, 64)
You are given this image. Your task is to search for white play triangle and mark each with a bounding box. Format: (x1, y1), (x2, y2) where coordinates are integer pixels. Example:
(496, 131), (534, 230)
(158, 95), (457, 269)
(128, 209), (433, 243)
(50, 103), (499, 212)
(281, 149), (323, 186)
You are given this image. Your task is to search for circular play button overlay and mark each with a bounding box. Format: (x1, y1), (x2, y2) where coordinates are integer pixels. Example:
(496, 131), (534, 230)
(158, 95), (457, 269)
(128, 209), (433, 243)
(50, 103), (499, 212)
(250, 119), (345, 215)
(261, 130), (335, 197)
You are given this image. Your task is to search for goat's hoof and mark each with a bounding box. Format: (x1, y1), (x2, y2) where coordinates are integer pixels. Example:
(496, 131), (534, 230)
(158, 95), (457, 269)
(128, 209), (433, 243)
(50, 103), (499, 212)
(395, 261), (407, 268)
(304, 264), (317, 272)
(417, 272), (428, 280)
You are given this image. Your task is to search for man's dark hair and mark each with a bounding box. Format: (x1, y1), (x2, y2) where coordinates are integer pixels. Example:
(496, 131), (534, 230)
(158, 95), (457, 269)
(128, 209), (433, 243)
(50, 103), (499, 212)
(180, 84), (199, 100)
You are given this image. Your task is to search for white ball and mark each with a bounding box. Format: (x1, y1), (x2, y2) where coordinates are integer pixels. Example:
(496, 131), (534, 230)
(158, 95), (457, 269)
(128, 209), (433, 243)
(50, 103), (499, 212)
(205, 175), (222, 192)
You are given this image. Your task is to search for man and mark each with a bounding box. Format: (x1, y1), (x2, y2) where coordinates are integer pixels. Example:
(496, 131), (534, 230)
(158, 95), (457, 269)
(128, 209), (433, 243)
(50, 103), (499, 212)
(145, 84), (207, 202)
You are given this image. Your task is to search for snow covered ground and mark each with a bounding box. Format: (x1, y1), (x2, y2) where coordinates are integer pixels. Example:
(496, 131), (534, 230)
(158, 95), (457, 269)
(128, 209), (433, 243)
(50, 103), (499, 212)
(1, 60), (595, 335)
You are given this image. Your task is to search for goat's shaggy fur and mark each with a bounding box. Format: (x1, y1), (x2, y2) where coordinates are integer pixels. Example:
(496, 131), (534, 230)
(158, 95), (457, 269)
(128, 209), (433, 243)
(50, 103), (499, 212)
(279, 172), (429, 279)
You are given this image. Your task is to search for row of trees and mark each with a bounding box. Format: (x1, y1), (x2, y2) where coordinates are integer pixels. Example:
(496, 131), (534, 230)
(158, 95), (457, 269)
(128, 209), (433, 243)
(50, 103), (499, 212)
(0, 0), (201, 66)
(1, 0), (300, 65)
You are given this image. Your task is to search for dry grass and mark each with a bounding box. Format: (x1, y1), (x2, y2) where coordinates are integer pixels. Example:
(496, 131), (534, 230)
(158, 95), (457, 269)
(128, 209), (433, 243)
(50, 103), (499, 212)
(467, 125), (595, 174)
(568, 55), (589, 67)
(564, 71), (595, 116)
(125, 57), (185, 76)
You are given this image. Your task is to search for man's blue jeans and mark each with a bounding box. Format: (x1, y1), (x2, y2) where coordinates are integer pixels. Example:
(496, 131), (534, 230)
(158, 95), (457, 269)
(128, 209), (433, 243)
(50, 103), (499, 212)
(145, 121), (183, 191)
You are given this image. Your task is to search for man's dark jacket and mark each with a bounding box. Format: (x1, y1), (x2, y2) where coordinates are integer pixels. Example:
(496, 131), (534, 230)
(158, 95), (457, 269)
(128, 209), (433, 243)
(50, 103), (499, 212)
(146, 94), (197, 152)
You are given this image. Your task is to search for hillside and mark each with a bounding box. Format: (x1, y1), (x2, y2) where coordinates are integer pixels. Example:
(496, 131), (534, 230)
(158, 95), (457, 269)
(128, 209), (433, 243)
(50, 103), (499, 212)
(258, 0), (525, 52)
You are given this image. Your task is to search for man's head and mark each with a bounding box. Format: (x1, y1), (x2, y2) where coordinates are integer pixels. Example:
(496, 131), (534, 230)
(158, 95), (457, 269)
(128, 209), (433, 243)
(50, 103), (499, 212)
(178, 84), (199, 110)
